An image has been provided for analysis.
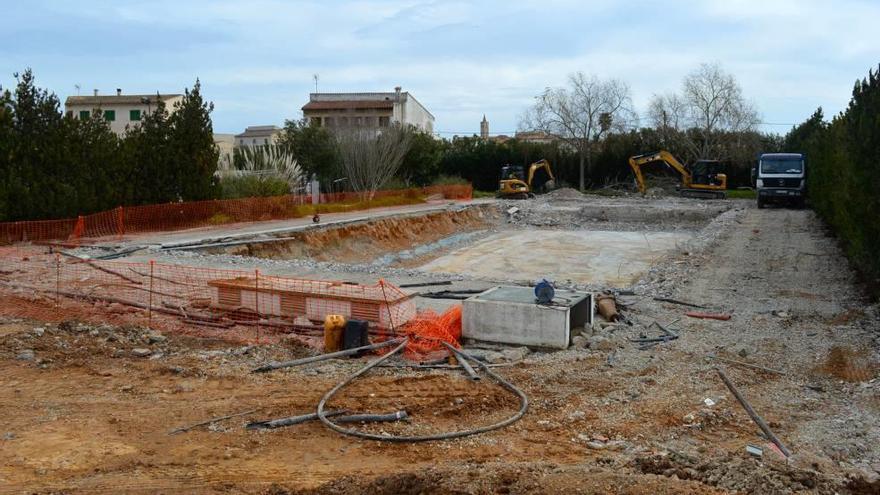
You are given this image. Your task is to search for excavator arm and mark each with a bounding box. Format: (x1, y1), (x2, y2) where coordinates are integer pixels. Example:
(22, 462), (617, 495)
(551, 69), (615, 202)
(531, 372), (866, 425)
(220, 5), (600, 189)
(628, 151), (693, 194)
(526, 159), (556, 187)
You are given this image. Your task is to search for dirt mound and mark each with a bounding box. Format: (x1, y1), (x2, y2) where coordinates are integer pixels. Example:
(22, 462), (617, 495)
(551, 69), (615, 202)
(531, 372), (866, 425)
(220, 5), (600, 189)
(633, 452), (837, 493)
(283, 462), (728, 495)
(222, 206), (495, 263)
(819, 346), (876, 382)
(543, 187), (584, 200)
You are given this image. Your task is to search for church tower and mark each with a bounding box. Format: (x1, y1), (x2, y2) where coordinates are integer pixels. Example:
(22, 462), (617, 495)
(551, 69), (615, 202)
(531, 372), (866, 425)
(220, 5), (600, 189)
(480, 114), (489, 140)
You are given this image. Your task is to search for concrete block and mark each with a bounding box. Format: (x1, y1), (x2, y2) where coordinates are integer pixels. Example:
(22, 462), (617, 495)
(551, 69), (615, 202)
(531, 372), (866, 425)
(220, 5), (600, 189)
(462, 286), (593, 349)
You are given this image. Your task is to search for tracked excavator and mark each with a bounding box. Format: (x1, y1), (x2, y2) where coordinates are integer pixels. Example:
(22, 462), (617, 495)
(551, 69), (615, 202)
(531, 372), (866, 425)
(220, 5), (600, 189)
(497, 159), (556, 199)
(628, 151), (727, 199)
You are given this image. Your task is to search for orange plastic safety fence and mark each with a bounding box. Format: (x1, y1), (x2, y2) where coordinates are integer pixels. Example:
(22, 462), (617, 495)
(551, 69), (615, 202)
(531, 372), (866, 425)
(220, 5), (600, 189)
(0, 185), (473, 245)
(401, 305), (462, 360)
(0, 245), (416, 345)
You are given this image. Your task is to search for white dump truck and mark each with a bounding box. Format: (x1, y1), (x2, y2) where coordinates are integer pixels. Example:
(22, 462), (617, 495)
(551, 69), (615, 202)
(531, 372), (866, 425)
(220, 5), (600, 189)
(754, 153), (806, 209)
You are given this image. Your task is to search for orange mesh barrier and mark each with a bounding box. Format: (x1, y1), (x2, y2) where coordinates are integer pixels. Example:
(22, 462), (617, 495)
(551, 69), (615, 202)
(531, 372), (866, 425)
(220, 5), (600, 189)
(401, 305), (463, 360)
(0, 245), (416, 346)
(0, 185), (473, 245)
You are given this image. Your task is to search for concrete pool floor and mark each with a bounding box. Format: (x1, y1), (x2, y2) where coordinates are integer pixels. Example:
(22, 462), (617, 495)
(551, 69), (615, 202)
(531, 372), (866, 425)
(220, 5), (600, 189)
(419, 230), (693, 286)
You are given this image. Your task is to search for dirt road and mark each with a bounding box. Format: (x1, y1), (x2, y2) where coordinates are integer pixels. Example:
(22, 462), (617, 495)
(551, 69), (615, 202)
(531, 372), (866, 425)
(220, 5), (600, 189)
(1, 206), (878, 494)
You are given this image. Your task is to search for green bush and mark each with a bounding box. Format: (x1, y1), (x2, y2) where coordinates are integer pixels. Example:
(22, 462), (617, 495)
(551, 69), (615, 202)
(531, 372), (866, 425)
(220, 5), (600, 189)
(218, 175), (290, 199)
(431, 174), (469, 186)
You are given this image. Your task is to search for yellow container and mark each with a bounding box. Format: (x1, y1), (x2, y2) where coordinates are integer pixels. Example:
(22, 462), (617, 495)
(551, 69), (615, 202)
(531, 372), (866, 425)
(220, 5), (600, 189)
(324, 315), (346, 352)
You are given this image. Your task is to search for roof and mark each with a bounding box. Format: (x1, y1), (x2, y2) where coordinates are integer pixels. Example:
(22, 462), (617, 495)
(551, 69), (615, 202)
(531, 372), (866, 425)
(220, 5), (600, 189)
(760, 153), (804, 159)
(515, 130), (554, 140)
(65, 94), (182, 106)
(234, 125), (282, 138)
(302, 100), (395, 111)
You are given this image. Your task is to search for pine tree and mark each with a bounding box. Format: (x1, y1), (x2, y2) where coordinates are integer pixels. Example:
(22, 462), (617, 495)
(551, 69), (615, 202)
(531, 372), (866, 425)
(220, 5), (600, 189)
(169, 79), (218, 200)
(123, 98), (175, 204)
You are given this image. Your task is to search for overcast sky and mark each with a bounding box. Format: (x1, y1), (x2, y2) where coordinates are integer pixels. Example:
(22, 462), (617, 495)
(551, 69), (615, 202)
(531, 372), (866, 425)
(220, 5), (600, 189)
(2, 0), (878, 136)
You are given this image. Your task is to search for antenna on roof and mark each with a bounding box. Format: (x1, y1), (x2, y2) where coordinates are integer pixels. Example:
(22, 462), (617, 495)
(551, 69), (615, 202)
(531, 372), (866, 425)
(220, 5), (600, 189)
(313, 74), (319, 93)
(74, 84), (81, 96)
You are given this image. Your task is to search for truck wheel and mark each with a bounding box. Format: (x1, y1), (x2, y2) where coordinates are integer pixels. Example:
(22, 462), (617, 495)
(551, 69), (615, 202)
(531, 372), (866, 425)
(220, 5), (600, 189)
(757, 197), (765, 209)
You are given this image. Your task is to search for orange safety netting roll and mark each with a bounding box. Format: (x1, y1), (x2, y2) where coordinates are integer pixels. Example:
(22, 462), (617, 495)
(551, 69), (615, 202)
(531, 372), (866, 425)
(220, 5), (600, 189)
(401, 305), (462, 360)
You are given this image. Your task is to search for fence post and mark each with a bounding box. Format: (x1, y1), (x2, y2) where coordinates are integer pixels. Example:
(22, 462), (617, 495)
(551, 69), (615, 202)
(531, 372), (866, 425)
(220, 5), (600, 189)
(55, 253), (61, 307)
(148, 260), (155, 329)
(116, 206), (125, 239)
(254, 269), (261, 343)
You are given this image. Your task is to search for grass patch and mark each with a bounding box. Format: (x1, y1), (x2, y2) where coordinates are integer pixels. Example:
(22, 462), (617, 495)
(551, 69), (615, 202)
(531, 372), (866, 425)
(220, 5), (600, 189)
(473, 190), (496, 198)
(207, 213), (234, 225)
(281, 194), (427, 218)
(431, 175), (470, 186)
(726, 189), (757, 199)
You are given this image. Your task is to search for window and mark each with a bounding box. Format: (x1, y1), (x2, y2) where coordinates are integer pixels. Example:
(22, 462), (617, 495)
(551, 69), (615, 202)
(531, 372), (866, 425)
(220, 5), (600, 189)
(129, 109), (141, 121)
(252, 138), (256, 144)
(103, 110), (116, 121)
(264, 138), (268, 145)
(379, 116), (390, 127)
(79, 110), (90, 119)
(761, 159), (804, 174)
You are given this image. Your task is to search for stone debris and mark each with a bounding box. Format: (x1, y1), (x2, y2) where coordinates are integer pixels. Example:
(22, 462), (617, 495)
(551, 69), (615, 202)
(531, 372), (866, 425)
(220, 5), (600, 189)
(15, 349), (35, 361)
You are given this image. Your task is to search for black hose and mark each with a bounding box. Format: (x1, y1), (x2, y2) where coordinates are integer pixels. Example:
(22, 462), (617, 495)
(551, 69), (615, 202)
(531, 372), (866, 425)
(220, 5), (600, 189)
(316, 338), (529, 442)
(252, 338), (404, 373)
(441, 341), (478, 381)
(247, 410), (408, 430)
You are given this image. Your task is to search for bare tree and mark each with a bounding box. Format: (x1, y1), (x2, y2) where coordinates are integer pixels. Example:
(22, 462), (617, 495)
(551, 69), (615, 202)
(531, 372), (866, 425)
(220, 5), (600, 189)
(334, 124), (413, 200)
(522, 72), (635, 190)
(648, 62), (760, 160)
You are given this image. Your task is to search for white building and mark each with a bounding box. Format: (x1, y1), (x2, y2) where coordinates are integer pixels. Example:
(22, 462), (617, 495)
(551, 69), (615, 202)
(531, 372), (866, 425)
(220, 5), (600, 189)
(213, 133), (235, 164)
(234, 125), (284, 148)
(301, 87), (434, 133)
(64, 89), (183, 136)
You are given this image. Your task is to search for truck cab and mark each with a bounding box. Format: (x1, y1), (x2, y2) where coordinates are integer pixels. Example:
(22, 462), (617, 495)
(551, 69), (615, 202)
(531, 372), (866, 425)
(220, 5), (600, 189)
(754, 153), (806, 209)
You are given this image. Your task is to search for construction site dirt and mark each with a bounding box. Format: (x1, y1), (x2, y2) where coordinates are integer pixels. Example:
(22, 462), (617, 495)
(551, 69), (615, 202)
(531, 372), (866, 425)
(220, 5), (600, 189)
(1, 190), (879, 494)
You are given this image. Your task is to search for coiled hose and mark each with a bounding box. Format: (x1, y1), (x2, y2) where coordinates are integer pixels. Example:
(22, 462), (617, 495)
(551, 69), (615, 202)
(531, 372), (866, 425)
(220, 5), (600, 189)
(316, 338), (529, 442)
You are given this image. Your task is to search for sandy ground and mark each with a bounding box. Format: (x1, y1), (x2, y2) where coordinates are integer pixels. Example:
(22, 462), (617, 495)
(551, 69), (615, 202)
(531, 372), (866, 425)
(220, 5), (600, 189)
(1, 197), (879, 494)
(420, 230), (693, 286)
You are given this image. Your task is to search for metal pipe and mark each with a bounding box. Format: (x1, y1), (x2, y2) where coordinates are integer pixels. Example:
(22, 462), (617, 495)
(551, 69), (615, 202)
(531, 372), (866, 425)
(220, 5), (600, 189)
(715, 366), (791, 457)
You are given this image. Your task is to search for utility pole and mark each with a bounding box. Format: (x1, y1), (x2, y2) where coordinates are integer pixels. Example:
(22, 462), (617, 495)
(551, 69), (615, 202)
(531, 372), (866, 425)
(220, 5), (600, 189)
(313, 74), (319, 93)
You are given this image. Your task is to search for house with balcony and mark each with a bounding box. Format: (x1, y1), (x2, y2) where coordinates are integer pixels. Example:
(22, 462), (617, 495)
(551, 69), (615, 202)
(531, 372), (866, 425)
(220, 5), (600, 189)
(301, 87), (434, 134)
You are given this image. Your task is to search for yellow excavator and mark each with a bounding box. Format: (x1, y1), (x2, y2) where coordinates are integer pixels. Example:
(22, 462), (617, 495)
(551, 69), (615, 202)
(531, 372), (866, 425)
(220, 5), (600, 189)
(628, 151), (727, 199)
(497, 159), (556, 199)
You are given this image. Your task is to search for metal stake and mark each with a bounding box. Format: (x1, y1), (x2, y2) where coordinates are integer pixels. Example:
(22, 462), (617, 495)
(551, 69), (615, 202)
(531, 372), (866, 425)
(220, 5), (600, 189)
(148, 260), (154, 329)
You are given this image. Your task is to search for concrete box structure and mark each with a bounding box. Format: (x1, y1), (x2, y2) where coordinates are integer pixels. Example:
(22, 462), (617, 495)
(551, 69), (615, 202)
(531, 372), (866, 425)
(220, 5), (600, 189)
(462, 286), (593, 349)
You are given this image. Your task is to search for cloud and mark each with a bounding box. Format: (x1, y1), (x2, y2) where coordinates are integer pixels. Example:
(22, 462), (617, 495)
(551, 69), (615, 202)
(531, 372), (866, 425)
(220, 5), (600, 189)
(1, 0), (876, 134)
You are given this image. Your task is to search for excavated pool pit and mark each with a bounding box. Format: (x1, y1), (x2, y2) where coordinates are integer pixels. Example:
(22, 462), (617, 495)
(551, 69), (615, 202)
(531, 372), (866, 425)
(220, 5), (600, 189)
(198, 198), (733, 287)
